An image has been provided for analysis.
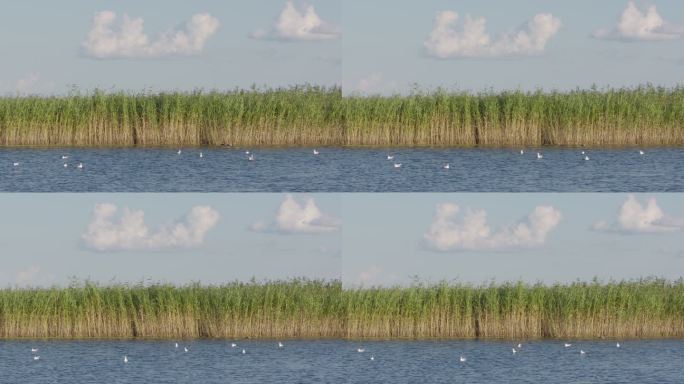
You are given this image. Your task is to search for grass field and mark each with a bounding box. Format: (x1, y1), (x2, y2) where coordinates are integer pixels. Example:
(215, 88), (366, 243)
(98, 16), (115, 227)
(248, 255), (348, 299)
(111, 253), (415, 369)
(1, 85), (683, 147)
(1, 278), (682, 339)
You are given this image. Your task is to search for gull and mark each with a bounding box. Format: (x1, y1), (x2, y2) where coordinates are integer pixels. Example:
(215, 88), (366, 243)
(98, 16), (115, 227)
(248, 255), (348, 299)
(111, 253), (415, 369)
(245, 151), (250, 155)
(13, 162), (19, 166)
(459, 356), (466, 363)
(33, 356), (40, 361)
(278, 342), (284, 348)
(393, 163), (402, 168)
(564, 343), (572, 348)
(31, 348), (38, 353)
(370, 355), (375, 361)
(584, 155), (590, 161)
(199, 152), (203, 158)
(517, 343), (522, 349)
(124, 355), (128, 363)
(357, 348), (365, 353)
(63, 163), (68, 168)
(387, 155), (394, 160)
(581, 150), (585, 155)
(443, 163), (450, 170)
(177, 149), (182, 155)
(175, 343), (179, 348)
(639, 150), (645, 155)
(184, 347), (189, 352)
(580, 350), (586, 355)
(520, 149), (524, 155)
(242, 349), (246, 354)
(77, 163), (84, 169)
(61, 155), (69, 159)
(512, 348), (517, 354)
(536, 152), (543, 159)
(231, 343), (237, 348)
(313, 149), (320, 155)
(616, 342), (620, 348)
(248, 154), (255, 161)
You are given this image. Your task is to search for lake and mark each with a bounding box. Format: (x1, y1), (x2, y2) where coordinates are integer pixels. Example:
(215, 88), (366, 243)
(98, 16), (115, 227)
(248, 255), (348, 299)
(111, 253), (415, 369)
(1, 147), (682, 192)
(1, 339), (681, 383)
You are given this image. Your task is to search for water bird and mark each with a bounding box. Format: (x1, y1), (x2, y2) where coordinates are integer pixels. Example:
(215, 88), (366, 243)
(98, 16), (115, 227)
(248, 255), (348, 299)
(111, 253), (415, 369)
(393, 163), (402, 168)
(370, 355), (375, 361)
(313, 149), (320, 155)
(517, 343), (522, 349)
(199, 152), (203, 158)
(61, 155), (69, 159)
(177, 149), (182, 155)
(175, 342), (178, 348)
(77, 162), (84, 169)
(357, 348), (365, 353)
(124, 355), (128, 363)
(443, 163), (450, 170)
(63, 163), (68, 168)
(639, 150), (645, 155)
(580, 350), (586, 355)
(245, 151), (250, 155)
(248, 154), (255, 161)
(33, 356), (40, 361)
(459, 356), (466, 363)
(242, 349), (246, 354)
(581, 150), (585, 155)
(536, 152), (543, 159)
(184, 347), (189, 352)
(512, 348), (517, 354)
(231, 343), (237, 348)
(564, 343), (572, 348)
(13, 162), (19, 166)
(278, 342), (284, 348)
(520, 149), (524, 155)
(616, 342), (620, 348)
(387, 155), (394, 160)
(31, 348), (38, 353)
(584, 155), (590, 161)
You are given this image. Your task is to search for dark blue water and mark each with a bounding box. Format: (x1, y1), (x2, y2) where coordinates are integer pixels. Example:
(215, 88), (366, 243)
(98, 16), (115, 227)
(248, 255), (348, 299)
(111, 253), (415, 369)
(0, 147), (682, 192)
(1, 339), (682, 383)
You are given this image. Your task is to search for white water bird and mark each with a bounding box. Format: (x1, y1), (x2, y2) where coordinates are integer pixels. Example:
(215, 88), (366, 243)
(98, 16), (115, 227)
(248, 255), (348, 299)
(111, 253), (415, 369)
(31, 348), (38, 353)
(33, 356), (40, 361)
(357, 348), (365, 353)
(370, 355), (375, 361)
(175, 343), (179, 348)
(77, 162), (84, 169)
(248, 154), (255, 161)
(124, 355), (128, 363)
(61, 155), (69, 159)
(581, 150), (585, 155)
(245, 150), (250, 155)
(537, 152), (543, 159)
(184, 347), (189, 352)
(177, 149), (182, 155)
(242, 349), (246, 354)
(520, 149), (524, 155)
(393, 163), (402, 168)
(231, 343), (237, 348)
(517, 343), (522, 349)
(564, 343), (572, 348)
(63, 163), (68, 168)
(443, 163), (450, 169)
(387, 155), (394, 160)
(278, 342), (284, 348)
(580, 350), (586, 355)
(313, 149), (320, 155)
(459, 356), (466, 363)
(512, 348), (517, 354)
(584, 155), (590, 161)
(13, 162), (19, 166)
(199, 152), (203, 158)
(616, 342), (620, 348)
(639, 150), (645, 155)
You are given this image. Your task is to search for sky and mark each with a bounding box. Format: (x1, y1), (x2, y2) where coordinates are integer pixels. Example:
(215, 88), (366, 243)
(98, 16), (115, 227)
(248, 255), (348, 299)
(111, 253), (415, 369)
(0, 194), (342, 287)
(344, 0), (684, 94)
(3, 1), (684, 95)
(1, 193), (683, 288)
(0, 0), (341, 94)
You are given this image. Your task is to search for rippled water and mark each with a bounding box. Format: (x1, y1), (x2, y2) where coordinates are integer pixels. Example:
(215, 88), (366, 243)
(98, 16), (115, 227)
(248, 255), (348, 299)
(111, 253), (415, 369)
(0, 147), (682, 192)
(1, 339), (682, 384)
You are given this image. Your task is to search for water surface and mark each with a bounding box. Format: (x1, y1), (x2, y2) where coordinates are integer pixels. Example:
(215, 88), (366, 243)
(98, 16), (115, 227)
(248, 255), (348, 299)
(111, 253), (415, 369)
(1, 339), (681, 384)
(1, 147), (682, 192)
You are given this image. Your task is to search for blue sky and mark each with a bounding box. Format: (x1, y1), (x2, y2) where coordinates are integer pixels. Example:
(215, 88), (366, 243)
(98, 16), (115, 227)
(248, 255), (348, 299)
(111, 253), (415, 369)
(1, 193), (683, 287)
(0, 0), (341, 94)
(344, 0), (684, 94)
(3, 1), (684, 95)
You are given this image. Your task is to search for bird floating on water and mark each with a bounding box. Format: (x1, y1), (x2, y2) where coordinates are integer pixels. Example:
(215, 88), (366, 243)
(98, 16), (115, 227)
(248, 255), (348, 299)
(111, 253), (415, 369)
(242, 349), (246, 354)
(517, 343), (522, 349)
(123, 355), (128, 363)
(313, 149), (320, 155)
(61, 155), (69, 159)
(512, 348), (517, 354)
(231, 343), (237, 348)
(184, 347), (189, 353)
(370, 355), (375, 361)
(581, 150), (585, 155)
(77, 162), (84, 169)
(459, 356), (466, 363)
(248, 154), (255, 161)
(31, 348), (38, 353)
(63, 163), (68, 168)
(175, 343), (179, 348)
(564, 343), (572, 348)
(177, 149), (182, 155)
(616, 342), (620, 348)
(387, 155), (394, 160)
(33, 356), (40, 361)
(639, 150), (645, 155)
(580, 350), (586, 355)
(537, 152), (543, 159)
(443, 163), (450, 169)
(199, 152), (203, 158)
(520, 149), (524, 155)
(357, 348), (365, 353)
(584, 155), (590, 161)
(278, 342), (284, 348)
(393, 163), (402, 168)
(13, 162), (19, 166)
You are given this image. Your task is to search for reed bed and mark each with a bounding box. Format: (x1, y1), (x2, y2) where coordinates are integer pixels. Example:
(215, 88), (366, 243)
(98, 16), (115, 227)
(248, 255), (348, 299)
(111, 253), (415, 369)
(1, 85), (683, 147)
(1, 279), (682, 339)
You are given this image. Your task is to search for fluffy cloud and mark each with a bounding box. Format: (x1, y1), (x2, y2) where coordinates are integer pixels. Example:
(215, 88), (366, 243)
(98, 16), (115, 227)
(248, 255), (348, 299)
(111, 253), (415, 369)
(593, 195), (684, 233)
(251, 195), (341, 234)
(593, 2), (684, 41)
(82, 11), (219, 58)
(424, 11), (561, 58)
(251, 1), (341, 41)
(82, 204), (220, 251)
(425, 203), (562, 251)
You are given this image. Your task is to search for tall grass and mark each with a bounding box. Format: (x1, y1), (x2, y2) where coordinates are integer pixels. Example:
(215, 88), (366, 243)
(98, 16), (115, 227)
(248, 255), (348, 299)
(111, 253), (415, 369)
(1, 85), (683, 147)
(1, 279), (682, 339)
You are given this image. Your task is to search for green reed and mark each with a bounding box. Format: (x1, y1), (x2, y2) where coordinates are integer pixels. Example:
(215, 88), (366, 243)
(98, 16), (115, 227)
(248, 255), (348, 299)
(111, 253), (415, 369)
(1, 85), (683, 147)
(1, 278), (682, 339)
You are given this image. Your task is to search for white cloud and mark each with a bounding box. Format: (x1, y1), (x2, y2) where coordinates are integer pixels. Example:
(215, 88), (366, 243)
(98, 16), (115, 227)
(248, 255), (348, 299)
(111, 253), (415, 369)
(82, 204), (220, 251)
(82, 11), (219, 59)
(251, 194), (341, 234)
(251, 1), (341, 41)
(593, 195), (684, 233)
(424, 11), (561, 58)
(425, 203), (562, 251)
(593, 1), (684, 41)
